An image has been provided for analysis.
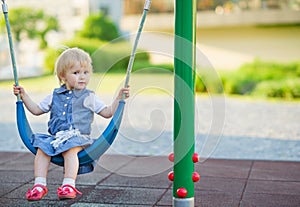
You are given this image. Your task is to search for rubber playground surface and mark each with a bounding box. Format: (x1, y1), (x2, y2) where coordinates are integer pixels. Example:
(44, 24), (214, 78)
(0, 152), (300, 206)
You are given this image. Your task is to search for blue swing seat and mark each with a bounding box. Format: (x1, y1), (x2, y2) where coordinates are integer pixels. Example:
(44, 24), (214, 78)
(16, 100), (125, 174)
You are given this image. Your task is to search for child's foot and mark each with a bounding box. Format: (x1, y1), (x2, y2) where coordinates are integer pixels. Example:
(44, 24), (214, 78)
(57, 184), (82, 200)
(26, 184), (48, 201)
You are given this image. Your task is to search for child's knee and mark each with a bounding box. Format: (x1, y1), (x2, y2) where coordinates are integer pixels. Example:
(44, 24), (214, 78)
(62, 147), (82, 157)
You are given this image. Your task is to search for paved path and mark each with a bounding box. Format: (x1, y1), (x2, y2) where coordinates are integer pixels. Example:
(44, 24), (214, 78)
(1, 89), (300, 161)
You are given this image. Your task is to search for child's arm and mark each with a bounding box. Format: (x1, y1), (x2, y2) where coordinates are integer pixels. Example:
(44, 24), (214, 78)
(13, 85), (45, 116)
(98, 87), (130, 118)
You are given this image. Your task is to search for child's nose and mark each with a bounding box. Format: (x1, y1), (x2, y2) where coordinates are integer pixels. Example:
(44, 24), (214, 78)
(79, 73), (85, 78)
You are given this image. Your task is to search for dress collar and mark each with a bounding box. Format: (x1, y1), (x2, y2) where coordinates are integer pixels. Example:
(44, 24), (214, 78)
(55, 84), (87, 97)
(56, 84), (68, 94)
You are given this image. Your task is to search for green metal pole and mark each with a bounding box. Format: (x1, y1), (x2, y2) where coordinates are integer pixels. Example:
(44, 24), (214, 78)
(173, 0), (196, 206)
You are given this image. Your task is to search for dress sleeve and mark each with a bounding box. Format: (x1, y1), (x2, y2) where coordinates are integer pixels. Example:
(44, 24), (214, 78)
(38, 93), (53, 112)
(94, 95), (107, 113)
(83, 92), (106, 114)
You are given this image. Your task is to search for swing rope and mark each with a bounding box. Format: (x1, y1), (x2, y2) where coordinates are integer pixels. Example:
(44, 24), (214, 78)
(123, 0), (151, 90)
(1, 0), (152, 173)
(1, 0), (20, 101)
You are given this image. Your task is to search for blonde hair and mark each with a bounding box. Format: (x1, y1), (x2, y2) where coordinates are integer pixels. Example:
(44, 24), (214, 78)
(55, 47), (93, 85)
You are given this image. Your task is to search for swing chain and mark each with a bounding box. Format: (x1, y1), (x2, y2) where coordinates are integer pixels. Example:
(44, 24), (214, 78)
(1, 0), (8, 13)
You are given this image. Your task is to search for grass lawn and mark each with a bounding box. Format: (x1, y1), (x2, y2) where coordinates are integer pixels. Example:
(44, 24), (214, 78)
(2, 72), (299, 102)
(0, 73), (174, 94)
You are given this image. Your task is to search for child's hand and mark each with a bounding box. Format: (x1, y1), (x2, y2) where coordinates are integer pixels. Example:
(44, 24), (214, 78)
(13, 84), (25, 98)
(118, 86), (130, 100)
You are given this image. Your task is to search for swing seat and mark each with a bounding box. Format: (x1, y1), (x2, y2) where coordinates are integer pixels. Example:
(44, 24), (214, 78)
(16, 100), (125, 173)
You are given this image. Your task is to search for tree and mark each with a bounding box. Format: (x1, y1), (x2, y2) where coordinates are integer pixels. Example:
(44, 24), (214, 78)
(38, 15), (59, 49)
(77, 12), (119, 41)
(0, 7), (59, 49)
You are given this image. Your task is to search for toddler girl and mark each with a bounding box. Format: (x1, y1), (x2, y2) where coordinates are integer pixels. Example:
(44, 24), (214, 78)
(13, 47), (130, 201)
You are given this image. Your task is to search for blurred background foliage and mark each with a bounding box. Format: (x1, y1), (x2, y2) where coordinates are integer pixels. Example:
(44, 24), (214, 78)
(0, 7), (59, 49)
(77, 12), (120, 41)
(1, 4), (300, 100)
(195, 60), (300, 99)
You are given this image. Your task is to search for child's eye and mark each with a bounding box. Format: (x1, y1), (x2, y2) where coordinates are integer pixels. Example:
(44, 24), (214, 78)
(84, 71), (89, 74)
(73, 71), (79, 75)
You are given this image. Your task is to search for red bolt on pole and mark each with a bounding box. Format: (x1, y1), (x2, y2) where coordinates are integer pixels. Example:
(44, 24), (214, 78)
(168, 171), (174, 181)
(192, 172), (200, 182)
(169, 153), (175, 162)
(192, 153), (199, 163)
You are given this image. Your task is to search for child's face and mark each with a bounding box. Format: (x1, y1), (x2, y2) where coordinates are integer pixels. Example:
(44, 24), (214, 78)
(61, 61), (91, 90)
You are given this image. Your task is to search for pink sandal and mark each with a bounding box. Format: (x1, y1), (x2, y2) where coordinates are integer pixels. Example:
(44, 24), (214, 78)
(26, 184), (48, 201)
(57, 184), (82, 200)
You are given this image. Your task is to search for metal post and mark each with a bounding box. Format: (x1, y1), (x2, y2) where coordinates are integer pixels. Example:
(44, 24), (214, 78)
(173, 0), (196, 206)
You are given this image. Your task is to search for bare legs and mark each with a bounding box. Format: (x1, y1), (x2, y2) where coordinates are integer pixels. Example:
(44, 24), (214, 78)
(26, 149), (50, 200)
(58, 146), (83, 199)
(61, 146), (82, 179)
(30, 147), (82, 200)
(34, 148), (51, 178)
(34, 146), (82, 182)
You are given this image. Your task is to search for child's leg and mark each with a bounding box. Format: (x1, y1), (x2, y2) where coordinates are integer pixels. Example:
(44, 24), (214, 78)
(26, 148), (50, 200)
(34, 148), (51, 179)
(61, 146), (82, 181)
(57, 146), (82, 199)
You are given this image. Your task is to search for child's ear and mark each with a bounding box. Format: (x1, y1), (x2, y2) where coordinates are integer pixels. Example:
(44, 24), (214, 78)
(59, 73), (66, 82)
